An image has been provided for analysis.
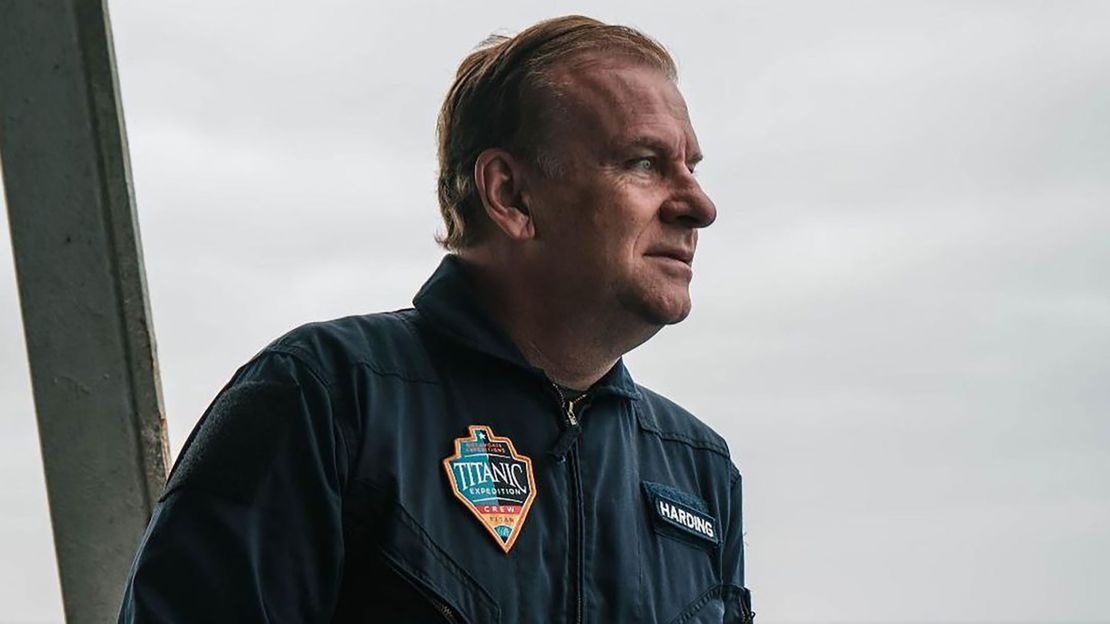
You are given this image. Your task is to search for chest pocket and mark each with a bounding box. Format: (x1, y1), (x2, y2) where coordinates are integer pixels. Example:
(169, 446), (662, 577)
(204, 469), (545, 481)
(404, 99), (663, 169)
(378, 502), (501, 624)
(339, 479), (501, 624)
(639, 481), (723, 623)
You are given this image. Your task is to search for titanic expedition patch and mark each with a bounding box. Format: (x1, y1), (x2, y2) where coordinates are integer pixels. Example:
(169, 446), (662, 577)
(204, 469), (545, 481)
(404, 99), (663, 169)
(443, 425), (537, 554)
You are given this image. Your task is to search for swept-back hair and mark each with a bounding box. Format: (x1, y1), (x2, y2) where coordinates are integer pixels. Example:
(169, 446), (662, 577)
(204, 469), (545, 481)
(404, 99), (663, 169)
(435, 15), (677, 250)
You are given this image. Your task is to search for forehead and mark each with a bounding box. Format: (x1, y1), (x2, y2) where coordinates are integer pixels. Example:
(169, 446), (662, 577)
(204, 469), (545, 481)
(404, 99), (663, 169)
(548, 59), (697, 153)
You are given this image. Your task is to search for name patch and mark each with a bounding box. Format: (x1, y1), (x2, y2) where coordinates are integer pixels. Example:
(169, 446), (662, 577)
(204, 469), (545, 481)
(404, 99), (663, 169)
(642, 481), (719, 546)
(443, 425), (537, 554)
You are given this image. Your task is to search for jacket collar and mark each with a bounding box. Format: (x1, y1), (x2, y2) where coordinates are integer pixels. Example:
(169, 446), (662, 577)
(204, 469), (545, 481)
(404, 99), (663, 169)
(412, 255), (641, 400)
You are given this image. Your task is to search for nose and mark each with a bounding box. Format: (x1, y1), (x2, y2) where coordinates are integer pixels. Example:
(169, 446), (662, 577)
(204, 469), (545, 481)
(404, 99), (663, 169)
(660, 170), (717, 229)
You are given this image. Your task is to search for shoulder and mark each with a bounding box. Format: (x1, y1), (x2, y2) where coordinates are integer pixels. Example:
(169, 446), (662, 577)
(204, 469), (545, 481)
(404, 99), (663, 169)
(633, 384), (733, 463)
(257, 308), (437, 386)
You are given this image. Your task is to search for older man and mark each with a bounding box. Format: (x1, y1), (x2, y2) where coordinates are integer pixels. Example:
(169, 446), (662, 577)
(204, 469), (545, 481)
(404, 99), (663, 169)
(120, 15), (753, 623)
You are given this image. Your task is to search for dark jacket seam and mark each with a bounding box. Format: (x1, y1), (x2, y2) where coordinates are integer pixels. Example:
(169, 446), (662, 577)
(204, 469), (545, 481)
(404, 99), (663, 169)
(637, 425), (732, 460)
(631, 400), (732, 460)
(262, 345), (333, 386)
(266, 344), (440, 386)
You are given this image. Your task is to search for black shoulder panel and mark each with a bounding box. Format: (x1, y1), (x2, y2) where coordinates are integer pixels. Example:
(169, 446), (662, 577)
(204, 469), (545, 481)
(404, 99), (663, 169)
(163, 380), (300, 503)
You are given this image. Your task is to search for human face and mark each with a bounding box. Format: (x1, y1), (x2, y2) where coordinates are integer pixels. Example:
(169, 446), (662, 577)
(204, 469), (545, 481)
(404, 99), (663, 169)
(523, 61), (717, 328)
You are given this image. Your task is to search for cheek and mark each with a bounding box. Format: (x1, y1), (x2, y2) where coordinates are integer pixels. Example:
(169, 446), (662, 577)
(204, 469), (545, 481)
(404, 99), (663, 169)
(625, 206), (664, 257)
(561, 181), (661, 265)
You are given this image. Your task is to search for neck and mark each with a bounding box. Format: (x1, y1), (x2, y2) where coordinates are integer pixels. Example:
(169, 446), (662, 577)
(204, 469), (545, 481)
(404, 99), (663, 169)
(458, 250), (657, 390)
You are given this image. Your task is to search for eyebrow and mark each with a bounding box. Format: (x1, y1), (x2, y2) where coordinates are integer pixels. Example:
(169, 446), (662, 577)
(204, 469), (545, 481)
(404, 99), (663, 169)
(618, 136), (704, 167)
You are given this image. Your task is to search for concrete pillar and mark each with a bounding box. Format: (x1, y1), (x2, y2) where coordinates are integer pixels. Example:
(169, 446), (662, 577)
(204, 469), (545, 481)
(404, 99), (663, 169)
(0, 1), (170, 621)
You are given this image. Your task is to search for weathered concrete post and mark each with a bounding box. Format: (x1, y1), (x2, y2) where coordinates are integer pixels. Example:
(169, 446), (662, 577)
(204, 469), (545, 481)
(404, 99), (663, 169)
(0, 1), (170, 621)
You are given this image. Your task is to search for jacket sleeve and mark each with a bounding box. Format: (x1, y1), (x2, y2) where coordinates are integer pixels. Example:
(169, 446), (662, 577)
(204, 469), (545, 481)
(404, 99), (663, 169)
(722, 467), (755, 623)
(118, 350), (350, 623)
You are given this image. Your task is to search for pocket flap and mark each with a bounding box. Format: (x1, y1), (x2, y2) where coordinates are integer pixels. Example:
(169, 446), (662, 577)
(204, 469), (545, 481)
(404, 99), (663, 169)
(379, 502), (501, 624)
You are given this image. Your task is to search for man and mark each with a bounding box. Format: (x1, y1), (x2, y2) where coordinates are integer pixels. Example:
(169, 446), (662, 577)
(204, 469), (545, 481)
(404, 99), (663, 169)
(120, 15), (753, 623)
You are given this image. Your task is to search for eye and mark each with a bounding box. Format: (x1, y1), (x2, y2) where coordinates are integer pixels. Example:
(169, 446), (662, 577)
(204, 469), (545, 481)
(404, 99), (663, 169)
(630, 157), (656, 172)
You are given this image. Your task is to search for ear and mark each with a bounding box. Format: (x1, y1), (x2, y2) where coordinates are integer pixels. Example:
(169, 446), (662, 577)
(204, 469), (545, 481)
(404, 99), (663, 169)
(474, 148), (535, 241)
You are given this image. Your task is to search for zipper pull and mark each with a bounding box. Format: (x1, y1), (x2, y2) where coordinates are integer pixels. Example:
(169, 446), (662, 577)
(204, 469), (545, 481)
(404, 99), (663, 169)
(564, 395), (580, 427)
(429, 596), (459, 624)
(548, 392), (585, 461)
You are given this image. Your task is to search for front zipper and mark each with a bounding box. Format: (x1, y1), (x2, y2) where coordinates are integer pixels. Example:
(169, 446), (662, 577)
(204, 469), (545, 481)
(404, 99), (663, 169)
(382, 554), (465, 624)
(550, 382), (588, 624)
(569, 442), (585, 624)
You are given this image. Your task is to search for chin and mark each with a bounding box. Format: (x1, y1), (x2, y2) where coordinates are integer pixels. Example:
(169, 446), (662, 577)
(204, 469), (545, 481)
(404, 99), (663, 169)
(620, 286), (693, 326)
(653, 301), (693, 325)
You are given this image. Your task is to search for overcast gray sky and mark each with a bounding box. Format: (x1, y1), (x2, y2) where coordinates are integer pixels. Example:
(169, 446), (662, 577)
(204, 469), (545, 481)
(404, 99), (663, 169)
(2, 1), (1108, 622)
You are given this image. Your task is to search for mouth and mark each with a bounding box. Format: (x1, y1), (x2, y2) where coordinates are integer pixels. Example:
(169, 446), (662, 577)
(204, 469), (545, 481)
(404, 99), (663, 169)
(645, 248), (694, 266)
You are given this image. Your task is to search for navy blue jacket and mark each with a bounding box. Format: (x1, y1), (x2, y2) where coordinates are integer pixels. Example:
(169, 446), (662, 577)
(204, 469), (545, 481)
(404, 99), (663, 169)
(119, 255), (753, 623)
